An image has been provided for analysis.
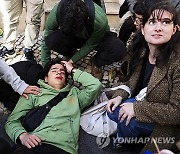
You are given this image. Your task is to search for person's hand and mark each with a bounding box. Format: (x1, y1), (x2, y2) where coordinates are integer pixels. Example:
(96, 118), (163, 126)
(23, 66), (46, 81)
(68, 59), (74, 65)
(119, 103), (135, 126)
(106, 96), (122, 114)
(22, 86), (40, 99)
(19, 132), (42, 149)
(61, 61), (74, 73)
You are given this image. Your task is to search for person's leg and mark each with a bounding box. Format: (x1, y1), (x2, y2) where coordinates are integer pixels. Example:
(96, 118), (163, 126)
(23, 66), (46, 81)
(23, 0), (44, 60)
(12, 145), (35, 154)
(107, 98), (154, 138)
(94, 31), (127, 67)
(24, 0), (44, 48)
(45, 30), (87, 57)
(116, 116), (154, 138)
(90, 31), (126, 80)
(0, 138), (11, 154)
(0, 0), (23, 56)
(32, 143), (70, 154)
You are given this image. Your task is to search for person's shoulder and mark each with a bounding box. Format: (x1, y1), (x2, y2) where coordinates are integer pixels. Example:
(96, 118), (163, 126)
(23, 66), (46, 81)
(94, 3), (107, 19)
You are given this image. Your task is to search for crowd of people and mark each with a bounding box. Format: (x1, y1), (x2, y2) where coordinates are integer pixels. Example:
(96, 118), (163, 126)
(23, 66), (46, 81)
(0, 0), (180, 153)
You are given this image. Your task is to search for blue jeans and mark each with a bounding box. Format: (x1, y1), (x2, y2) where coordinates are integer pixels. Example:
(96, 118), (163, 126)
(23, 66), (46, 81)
(107, 98), (155, 138)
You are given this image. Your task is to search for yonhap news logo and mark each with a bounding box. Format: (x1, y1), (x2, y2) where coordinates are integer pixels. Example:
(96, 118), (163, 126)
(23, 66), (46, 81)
(96, 135), (110, 149)
(113, 137), (175, 144)
(96, 136), (175, 149)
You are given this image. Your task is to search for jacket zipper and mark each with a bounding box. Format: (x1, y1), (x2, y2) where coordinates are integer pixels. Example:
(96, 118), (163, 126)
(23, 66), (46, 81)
(69, 118), (77, 148)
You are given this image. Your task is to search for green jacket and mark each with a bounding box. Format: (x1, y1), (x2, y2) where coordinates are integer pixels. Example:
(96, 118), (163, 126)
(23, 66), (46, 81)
(41, 2), (109, 67)
(5, 69), (102, 154)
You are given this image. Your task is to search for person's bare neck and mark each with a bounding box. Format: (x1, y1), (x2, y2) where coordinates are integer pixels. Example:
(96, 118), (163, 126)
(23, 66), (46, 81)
(148, 44), (159, 64)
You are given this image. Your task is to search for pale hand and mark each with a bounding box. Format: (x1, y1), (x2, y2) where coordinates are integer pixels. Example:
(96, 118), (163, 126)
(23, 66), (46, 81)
(22, 86), (40, 99)
(61, 61), (74, 73)
(19, 132), (42, 149)
(119, 103), (135, 126)
(68, 59), (74, 65)
(107, 96), (122, 114)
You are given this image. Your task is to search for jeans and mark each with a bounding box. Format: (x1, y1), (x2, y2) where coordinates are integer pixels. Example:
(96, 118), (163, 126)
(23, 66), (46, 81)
(107, 98), (155, 138)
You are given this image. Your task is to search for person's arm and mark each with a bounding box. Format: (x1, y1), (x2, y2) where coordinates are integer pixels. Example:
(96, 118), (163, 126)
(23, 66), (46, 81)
(62, 61), (102, 110)
(0, 58), (40, 98)
(41, 4), (59, 67)
(5, 95), (34, 143)
(134, 64), (180, 125)
(70, 5), (109, 63)
(73, 69), (102, 110)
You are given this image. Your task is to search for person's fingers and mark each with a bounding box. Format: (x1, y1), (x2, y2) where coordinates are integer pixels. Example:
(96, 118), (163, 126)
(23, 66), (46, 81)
(24, 142), (32, 149)
(31, 138), (39, 146)
(112, 103), (118, 111)
(68, 59), (74, 64)
(126, 115), (132, 126)
(29, 90), (39, 95)
(23, 86), (40, 95)
(30, 86), (40, 92)
(106, 102), (113, 113)
(120, 103), (126, 107)
(22, 94), (28, 99)
(27, 138), (36, 148)
(118, 108), (124, 120)
(33, 135), (42, 145)
(120, 113), (127, 123)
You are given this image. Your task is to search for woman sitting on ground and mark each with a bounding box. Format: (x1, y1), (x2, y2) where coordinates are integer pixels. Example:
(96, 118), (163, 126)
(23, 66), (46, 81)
(107, 1), (180, 153)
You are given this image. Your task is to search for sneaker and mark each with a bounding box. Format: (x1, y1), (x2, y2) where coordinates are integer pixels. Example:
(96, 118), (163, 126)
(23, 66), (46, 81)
(0, 46), (16, 58)
(91, 58), (103, 80)
(24, 48), (36, 61)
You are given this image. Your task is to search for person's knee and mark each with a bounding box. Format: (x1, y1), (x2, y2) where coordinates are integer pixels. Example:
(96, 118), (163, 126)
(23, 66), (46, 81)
(107, 107), (120, 123)
(107, 111), (115, 120)
(117, 119), (140, 138)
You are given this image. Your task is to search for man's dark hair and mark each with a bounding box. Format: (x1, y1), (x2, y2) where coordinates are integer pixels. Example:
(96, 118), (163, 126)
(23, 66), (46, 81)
(133, 0), (159, 16)
(133, 1), (145, 16)
(59, 0), (89, 35)
(44, 57), (68, 80)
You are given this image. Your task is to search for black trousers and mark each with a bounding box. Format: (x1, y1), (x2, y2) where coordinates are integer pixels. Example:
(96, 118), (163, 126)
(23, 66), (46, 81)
(0, 61), (43, 111)
(0, 138), (11, 154)
(45, 30), (127, 67)
(12, 144), (70, 154)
